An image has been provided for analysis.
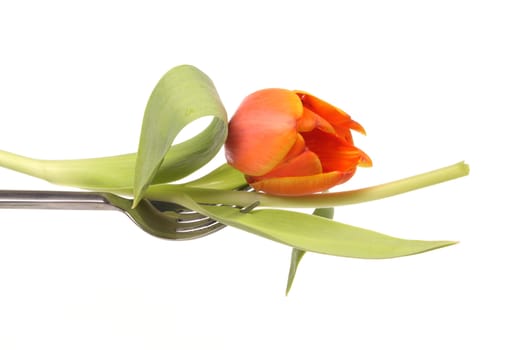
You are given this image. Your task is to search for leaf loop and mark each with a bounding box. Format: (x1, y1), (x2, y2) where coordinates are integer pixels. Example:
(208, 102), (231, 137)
(133, 65), (228, 206)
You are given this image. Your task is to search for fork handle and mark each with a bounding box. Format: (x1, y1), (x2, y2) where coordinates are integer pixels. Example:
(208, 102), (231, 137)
(0, 190), (116, 210)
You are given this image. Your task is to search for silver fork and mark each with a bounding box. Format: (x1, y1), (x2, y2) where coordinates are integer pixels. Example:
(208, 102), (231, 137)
(0, 190), (225, 240)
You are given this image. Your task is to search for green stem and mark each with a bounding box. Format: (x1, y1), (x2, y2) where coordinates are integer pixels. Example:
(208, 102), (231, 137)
(0, 149), (45, 179)
(146, 161), (469, 208)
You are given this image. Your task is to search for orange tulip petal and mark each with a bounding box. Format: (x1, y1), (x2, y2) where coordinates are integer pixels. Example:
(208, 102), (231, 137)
(249, 150), (322, 180)
(348, 119), (366, 135)
(281, 133), (306, 163)
(296, 108), (316, 132)
(335, 168), (357, 184)
(302, 129), (369, 172)
(294, 90), (366, 139)
(297, 107), (337, 135)
(356, 147), (373, 167)
(225, 89), (303, 176)
(248, 171), (352, 196)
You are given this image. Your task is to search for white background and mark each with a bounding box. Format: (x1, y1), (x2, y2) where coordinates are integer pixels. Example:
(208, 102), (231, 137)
(0, 1), (523, 349)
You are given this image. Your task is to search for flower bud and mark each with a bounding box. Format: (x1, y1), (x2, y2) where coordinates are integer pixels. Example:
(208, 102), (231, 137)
(225, 89), (371, 195)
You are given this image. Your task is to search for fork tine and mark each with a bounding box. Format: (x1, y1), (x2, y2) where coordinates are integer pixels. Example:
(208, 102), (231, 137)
(167, 214), (219, 229)
(150, 201), (209, 221)
(149, 200), (222, 231)
(175, 220), (226, 235)
(118, 200), (221, 240)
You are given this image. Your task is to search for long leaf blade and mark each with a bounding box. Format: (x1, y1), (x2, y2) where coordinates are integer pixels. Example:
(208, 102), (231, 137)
(133, 65), (227, 205)
(168, 193), (457, 259)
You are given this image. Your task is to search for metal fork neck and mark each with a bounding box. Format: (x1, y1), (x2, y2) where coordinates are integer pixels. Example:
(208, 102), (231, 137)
(0, 190), (117, 210)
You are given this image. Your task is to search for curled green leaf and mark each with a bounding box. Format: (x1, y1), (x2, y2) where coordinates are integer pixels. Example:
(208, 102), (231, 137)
(0, 65), (228, 194)
(133, 65), (228, 205)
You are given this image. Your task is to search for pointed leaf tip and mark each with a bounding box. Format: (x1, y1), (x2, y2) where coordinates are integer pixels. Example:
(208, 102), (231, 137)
(286, 206), (335, 295)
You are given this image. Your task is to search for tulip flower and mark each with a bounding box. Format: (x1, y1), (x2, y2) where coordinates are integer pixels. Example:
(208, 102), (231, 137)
(0, 65), (469, 295)
(225, 89), (372, 195)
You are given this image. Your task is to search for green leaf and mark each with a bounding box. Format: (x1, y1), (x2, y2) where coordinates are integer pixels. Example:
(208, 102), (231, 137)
(311, 207), (335, 220)
(133, 65), (227, 205)
(181, 163), (247, 190)
(0, 130), (227, 192)
(0, 65), (228, 193)
(165, 192), (457, 259)
(285, 207), (334, 295)
(286, 249), (306, 295)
